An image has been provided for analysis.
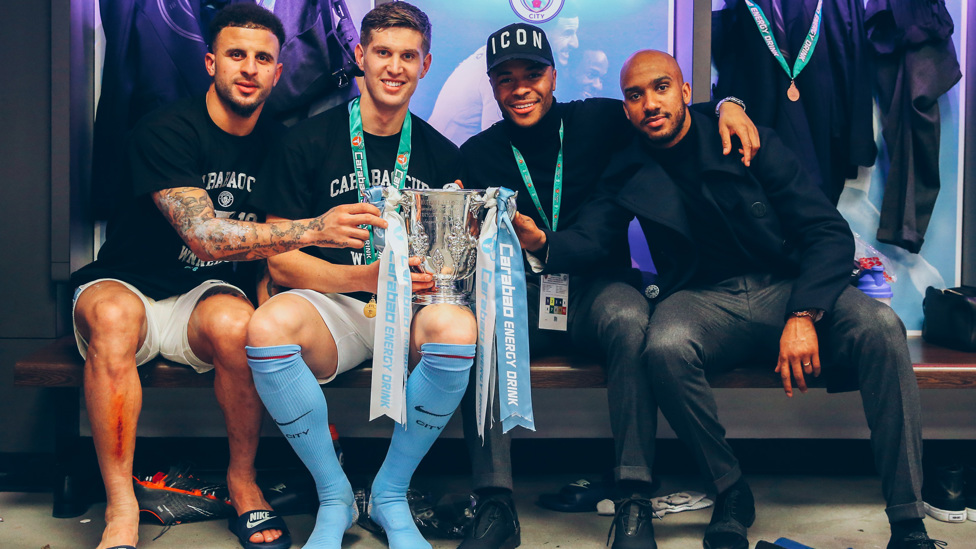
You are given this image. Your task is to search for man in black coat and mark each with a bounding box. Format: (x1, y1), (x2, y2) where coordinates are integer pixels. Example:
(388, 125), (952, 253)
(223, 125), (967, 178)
(515, 50), (935, 549)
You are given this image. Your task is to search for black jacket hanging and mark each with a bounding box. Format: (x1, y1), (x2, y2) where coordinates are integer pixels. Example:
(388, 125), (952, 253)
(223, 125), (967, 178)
(91, 0), (221, 220)
(713, 0), (876, 205)
(265, 0), (360, 120)
(865, 0), (961, 253)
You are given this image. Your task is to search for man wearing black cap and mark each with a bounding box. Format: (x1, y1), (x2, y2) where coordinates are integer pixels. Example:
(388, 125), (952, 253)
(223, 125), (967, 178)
(429, 8), (582, 145)
(457, 23), (760, 549)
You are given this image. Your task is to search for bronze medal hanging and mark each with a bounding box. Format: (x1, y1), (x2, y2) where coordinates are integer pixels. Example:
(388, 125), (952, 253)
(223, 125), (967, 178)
(744, 0), (822, 104)
(787, 81), (800, 102)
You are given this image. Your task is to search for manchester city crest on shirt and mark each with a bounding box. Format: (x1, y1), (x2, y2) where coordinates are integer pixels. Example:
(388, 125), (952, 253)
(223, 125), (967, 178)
(510, 0), (564, 23)
(217, 190), (234, 208)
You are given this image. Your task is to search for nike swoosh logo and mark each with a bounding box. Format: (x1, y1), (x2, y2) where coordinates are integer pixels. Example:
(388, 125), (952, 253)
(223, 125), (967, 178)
(274, 410), (312, 426)
(415, 405), (451, 417)
(246, 516), (274, 529)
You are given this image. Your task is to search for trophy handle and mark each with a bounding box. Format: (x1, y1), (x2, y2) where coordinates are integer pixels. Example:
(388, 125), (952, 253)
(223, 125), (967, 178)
(470, 189), (517, 221)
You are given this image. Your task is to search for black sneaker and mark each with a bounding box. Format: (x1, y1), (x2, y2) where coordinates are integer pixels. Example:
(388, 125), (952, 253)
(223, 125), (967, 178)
(703, 479), (755, 549)
(923, 464), (966, 523)
(132, 463), (233, 525)
(607, 496), (657, 549)
(886, 531), (948, 549)
(458, 492), (520, 549)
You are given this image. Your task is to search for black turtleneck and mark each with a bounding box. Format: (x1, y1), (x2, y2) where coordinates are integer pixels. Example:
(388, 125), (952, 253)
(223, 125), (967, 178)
(462, 98), (632, 231)
(503, 101), (565, 229)
(461, 98), (636, 272)
(645, 117), (760, 286)
(461, 98), (726, 276)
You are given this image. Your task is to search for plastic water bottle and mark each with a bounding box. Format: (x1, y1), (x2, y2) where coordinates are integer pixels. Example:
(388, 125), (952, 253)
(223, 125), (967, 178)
(329, 423), (344, 467)
(857, 265), (892, 306)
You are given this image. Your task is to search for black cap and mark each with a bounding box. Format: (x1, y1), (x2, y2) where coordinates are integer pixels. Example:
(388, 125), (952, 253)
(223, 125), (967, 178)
(485, 23), (554, 73)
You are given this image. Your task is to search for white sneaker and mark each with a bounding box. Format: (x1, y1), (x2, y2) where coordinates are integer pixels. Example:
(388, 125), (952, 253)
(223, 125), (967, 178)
(923, 501), (966, 523)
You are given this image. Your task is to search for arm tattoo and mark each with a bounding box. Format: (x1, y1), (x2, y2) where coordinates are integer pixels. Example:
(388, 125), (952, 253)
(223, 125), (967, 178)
(152, 187), (343, 262)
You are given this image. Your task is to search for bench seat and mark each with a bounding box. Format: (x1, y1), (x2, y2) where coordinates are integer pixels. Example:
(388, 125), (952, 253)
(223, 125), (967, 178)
(15, 335), (976, 390)
(12, 335), (976, 518)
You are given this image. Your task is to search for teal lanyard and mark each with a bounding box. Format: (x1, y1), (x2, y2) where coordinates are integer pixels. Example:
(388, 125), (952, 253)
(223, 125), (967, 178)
(510, 120), (563, 232)
(744, 0), (822, 88)
(349, 97), (412, 264)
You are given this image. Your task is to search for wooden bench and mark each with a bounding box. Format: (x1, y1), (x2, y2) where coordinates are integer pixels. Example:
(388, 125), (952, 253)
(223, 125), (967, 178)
(14, 335), (976, 517)
(17, 335), (976, 390)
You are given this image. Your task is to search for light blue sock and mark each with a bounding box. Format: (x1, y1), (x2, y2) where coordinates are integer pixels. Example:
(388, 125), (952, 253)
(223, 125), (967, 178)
(247, 344), (355, 549)
(370, 343), (475, 549)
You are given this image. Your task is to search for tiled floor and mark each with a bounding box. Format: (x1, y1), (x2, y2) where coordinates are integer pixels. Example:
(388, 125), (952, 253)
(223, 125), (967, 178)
(1, 474), (971, 548)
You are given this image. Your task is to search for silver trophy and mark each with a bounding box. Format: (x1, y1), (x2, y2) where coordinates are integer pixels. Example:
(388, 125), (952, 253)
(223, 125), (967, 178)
(382, 185), (515, 306)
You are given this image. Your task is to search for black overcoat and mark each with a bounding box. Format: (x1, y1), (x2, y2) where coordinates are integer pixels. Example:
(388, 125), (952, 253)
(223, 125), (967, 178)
(543, 111), (857, 318)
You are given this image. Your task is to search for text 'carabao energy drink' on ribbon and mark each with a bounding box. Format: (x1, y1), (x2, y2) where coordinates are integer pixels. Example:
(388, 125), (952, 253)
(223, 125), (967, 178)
(476, 187), (535, 436)
(369, 187), (412, 425)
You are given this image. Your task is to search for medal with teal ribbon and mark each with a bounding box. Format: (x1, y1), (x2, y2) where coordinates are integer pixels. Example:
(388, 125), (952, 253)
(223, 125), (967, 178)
(349, 96), (412, 317)
(511, 120), (564, 231)
(349, 96), (412, 265)
(743, 0), (822, 102)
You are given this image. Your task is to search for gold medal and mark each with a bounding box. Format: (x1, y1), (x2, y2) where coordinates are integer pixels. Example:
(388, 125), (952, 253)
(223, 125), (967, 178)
(787, 81), (800, 102)
(364, 296), (377, 318)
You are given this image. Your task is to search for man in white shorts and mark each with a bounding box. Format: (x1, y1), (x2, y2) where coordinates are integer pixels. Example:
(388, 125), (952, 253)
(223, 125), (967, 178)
(245, 3), (477, 548)
(69, 5), (384, 549)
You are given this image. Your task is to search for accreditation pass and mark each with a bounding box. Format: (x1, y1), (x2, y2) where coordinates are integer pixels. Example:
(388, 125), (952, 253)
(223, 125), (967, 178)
(539, 273), (569, 331)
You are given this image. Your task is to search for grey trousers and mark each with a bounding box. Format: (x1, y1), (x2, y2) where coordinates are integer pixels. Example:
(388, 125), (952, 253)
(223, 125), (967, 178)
(645, 273), (924, 521)
(461, 276), (652, 490)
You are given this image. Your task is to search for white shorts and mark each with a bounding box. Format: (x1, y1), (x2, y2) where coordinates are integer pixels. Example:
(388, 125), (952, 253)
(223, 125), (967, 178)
(272, 289), (377, 384)
(72, 279), (247, 373)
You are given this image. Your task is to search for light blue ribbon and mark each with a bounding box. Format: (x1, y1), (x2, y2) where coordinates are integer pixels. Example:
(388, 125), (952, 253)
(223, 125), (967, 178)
(369, 187), (412, 424)
(364, 186), (386, 252)
(493, 188), (535, 432)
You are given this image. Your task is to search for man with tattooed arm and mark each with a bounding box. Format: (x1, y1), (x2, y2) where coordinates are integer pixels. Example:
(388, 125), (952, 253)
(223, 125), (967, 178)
(68, 5), (383, 549)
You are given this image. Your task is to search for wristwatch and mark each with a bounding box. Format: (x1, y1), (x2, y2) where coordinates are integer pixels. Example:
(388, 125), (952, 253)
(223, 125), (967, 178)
(715, 96), (747, 116)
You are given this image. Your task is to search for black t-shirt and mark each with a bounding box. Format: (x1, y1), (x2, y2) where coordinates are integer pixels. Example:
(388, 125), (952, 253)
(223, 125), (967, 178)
(251, 98), (462, 303)
(72, 96), (281, 301)
(460, 98), (635, 273)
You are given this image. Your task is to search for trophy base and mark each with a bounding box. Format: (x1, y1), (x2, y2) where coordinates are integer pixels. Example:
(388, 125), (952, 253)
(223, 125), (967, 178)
(413, 287), (471, 306)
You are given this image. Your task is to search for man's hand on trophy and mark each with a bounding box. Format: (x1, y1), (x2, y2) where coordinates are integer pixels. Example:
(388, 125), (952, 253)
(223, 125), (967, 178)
(313, 203), (387, 249)
(408, 256), (435, 292)
(512, 212), (547, 252)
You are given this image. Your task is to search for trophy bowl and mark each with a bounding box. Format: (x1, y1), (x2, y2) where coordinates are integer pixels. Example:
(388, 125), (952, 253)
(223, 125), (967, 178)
(396, 187), (487, 305)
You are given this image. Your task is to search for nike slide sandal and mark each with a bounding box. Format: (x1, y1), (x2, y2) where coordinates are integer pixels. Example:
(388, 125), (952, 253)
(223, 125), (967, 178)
(229, 510), (292, 549)
(105, 546), (137, 549)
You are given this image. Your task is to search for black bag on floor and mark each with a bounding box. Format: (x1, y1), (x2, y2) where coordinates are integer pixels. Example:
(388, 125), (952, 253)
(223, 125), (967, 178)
(922, 286), (976, 352)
